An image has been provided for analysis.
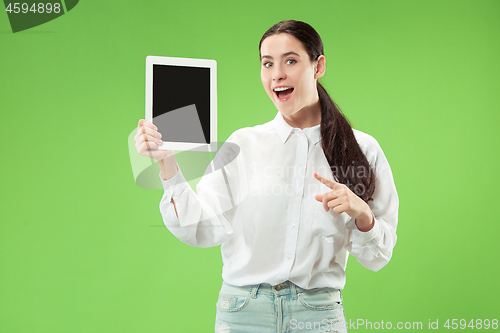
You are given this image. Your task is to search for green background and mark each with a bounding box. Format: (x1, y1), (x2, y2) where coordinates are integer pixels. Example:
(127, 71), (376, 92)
(1, 0), (499, 332)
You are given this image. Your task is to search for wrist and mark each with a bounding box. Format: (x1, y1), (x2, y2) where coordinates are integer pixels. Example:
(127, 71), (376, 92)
(159, 153), (178, 180)
(355, 208), (374, 232)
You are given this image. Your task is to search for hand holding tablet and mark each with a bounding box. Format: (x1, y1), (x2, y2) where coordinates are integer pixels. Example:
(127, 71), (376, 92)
(134, 119), (169, 160)
(134, 118), (179, 180)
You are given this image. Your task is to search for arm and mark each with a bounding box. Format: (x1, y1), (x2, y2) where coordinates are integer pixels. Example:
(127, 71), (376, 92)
(345, 133), (399, 272)
(159, 165), (236, 248)
(135, 119), (241, 248)
(314, 136), (399, 271)
(135, 119), (180, 215)
(158, 153), (179, 217)
(346, 164), (398, 271)
(158, 135), (245, 248)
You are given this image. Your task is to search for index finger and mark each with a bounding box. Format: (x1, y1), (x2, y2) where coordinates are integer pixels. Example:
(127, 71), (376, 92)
(313, 172), (338, 189)
(138, 119), (158, 131)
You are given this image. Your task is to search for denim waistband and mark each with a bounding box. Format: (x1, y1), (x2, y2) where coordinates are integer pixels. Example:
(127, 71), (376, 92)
(221, 280), (342, 302)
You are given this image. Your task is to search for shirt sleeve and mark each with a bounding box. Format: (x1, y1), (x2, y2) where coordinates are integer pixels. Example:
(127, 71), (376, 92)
(159, 134), (246, 248)
(345, 136), (399, 271)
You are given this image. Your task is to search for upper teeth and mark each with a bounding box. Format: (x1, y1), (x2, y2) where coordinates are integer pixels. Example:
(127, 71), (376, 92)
(274, 87), (291, 92)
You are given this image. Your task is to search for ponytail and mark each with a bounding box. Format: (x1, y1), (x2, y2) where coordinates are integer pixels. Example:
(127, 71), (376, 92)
(318, 82), (375, 202)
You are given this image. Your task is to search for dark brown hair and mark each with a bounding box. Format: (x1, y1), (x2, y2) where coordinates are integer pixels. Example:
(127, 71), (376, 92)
(259, 20), (375, 202)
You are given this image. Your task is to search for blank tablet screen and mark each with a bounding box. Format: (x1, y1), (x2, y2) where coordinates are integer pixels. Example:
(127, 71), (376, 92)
(152, 64), (211, 144)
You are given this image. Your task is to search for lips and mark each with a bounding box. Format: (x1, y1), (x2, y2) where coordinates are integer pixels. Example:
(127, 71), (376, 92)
(273, 86), (294, 102)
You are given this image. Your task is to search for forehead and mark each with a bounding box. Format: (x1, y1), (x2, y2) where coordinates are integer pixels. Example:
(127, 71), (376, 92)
(260, 33), (308, 57)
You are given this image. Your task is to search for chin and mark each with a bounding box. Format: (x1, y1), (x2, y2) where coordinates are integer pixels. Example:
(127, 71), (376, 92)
(276, 106), (296, 117)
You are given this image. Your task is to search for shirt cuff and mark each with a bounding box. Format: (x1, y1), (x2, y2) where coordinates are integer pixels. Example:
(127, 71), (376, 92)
(350, 213), (382, 245)
(159, 164), (191, 198)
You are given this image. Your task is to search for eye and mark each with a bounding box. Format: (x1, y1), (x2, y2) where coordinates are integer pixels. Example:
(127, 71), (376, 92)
(263, 62), (273, 68)
(286, 59), (296, 65)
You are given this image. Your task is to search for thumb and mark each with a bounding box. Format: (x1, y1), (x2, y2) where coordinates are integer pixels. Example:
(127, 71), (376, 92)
(315, 194), (323, 202)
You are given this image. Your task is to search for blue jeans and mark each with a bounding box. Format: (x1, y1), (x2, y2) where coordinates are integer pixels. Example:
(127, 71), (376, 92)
(215, 281), (348, 333)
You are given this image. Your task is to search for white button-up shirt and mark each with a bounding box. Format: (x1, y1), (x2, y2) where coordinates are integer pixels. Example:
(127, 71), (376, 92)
(160, 112), (399, 289)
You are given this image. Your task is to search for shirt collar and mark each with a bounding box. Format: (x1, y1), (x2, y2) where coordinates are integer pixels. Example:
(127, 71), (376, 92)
(303, 123), (321, 145)
(272, 112), (322, 145)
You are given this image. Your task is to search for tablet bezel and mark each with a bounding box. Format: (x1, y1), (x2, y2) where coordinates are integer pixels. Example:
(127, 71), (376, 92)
(145, 55), (217, 152)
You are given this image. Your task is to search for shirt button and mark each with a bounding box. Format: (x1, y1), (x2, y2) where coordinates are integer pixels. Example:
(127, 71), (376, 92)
(288, 255), (293, 260)
(291, 224), (295, 228)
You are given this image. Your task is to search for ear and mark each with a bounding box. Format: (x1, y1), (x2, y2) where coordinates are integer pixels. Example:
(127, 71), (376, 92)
(314, 55), (326, 79)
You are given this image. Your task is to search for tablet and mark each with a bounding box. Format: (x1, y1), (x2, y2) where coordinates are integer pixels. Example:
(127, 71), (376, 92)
(145, 56), (217, 152)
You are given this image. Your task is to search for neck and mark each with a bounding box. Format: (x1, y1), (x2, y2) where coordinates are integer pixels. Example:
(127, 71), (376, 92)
(281, 98), (322, 129)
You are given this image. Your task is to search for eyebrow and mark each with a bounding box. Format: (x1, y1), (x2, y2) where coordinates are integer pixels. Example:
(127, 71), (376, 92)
(260, 51), (301, 60)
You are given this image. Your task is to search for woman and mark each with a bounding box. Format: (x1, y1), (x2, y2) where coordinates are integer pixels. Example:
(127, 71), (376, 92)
(135, 20), (398, 333)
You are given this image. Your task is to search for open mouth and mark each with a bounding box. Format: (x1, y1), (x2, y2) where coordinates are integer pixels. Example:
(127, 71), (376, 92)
(274, 87), (294, 100)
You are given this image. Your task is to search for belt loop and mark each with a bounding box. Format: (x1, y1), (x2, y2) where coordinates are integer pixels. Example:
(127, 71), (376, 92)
(250, 284), (260, 299)
(290, 281), (298, 300)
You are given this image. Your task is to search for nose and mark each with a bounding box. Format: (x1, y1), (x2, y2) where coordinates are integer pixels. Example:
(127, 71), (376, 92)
(272, 64), (286, 82)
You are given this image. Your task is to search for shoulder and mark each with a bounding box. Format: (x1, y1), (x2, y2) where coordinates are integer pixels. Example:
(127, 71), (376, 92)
(352, 128), (380, 152)
(352, 128), (389, 170)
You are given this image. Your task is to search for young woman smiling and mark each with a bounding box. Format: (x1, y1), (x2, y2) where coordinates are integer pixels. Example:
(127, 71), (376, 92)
(135, 20), (398, 333)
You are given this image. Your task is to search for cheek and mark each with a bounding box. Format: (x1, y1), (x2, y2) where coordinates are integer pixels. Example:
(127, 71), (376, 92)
(260, 70), (269, 84)
(261, 73), (272, 93)
(297, 74), (316, 98)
